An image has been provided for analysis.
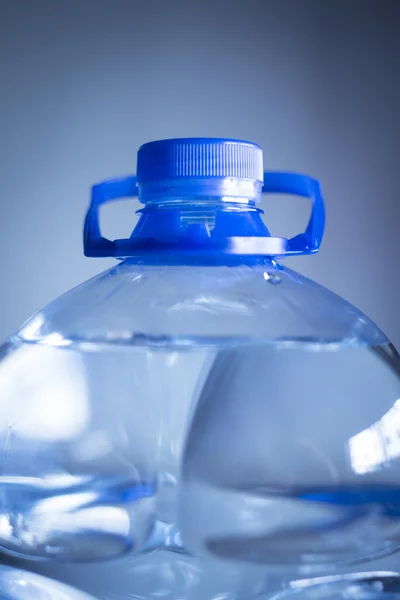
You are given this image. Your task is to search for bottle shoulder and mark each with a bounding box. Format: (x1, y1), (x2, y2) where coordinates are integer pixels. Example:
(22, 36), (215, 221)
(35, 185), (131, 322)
(17, 261), (387, 348)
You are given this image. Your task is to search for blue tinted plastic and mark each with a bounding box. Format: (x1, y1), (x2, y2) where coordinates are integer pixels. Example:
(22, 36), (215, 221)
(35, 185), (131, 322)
(84, 136), (324, 261)
(263, 172), (325, 256)
(83, 172), (325, 261)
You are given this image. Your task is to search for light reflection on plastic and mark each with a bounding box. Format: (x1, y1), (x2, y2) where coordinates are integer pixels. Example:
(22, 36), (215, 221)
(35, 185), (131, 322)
(349, 399), (400, 474)
(35, 490), (97, 514)
(42, 332), (72, 347)
(0, 344), (89, 441)
(18, 313), (45, 340)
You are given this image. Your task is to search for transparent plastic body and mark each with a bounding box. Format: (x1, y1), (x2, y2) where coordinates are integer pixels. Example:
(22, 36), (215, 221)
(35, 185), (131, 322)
(0, 257), (398, 575)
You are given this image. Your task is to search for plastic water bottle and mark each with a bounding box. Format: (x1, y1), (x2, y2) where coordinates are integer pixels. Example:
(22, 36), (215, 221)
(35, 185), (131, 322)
(0, 138), (398, 594)
(0, 565), (97, 599)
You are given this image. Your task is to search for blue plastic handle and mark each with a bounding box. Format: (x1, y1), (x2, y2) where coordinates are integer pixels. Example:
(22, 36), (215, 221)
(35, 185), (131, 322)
(262, 172), (325, 256)
(84, 172), (325, 258)
(84, 176), (138, 257)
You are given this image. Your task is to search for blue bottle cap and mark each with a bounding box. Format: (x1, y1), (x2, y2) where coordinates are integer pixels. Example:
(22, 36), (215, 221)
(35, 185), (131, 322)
(136, 138), (264, 184)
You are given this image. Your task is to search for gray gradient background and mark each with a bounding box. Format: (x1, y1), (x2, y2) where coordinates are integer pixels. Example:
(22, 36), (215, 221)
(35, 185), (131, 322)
(1, 0), (400, 596)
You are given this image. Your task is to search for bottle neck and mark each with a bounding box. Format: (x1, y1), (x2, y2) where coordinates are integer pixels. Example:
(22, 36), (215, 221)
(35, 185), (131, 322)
(141, 198), (258, 212)
(101, 177), (287, 265)
(130, 188), (273, 265)
(138, 177), (262, 206)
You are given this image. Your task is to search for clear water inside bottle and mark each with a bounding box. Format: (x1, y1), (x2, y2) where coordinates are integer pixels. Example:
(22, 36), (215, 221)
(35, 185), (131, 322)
(0, 564), (96, 599)
(0, 336), (214, 561)
(0, 334), (400, 573)
(180, 340), (400, 570)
